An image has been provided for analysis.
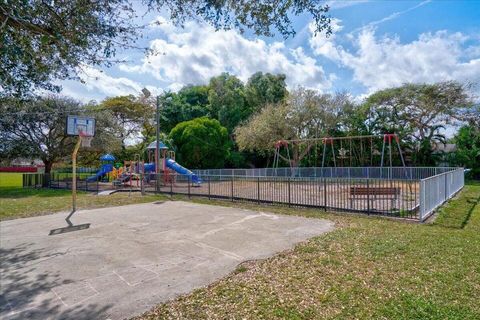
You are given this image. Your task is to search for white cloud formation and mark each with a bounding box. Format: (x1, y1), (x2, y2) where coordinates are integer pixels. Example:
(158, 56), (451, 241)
(326, 0), (370, 10)
(309, 18), (343, 61)
(58, 66), (163, 103)
(120, 19), (334, 91)
(77, 66), (144, 96)
(310, 25), (480, 92)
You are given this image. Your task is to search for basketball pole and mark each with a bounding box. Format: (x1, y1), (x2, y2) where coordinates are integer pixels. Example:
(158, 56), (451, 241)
(68, 135), (82, 225)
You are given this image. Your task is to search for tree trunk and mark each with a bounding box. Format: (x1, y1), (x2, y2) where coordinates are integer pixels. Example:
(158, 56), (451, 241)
(43, 160), (53, 187)
(43, 160), (53, 173)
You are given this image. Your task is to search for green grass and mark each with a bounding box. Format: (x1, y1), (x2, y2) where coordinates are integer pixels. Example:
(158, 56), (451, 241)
(0, 172), (23, 187)
(0, 187), (168, 220)
(1, 183), (479, 319)
(435, 181), (480, 228)
(136, 182), (480, 320)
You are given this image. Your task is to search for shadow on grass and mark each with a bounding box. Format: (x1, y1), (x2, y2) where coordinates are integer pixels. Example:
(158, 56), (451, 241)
(434, 181), (480, 229)
(0, 188), (75, 199)
(460, 194), (480, 228)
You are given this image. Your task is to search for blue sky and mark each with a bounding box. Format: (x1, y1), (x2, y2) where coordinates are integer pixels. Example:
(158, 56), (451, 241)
(60, 0), (480, 102)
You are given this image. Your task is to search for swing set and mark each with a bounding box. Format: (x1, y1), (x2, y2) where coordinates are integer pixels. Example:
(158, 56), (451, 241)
(273, 133), (408, 173)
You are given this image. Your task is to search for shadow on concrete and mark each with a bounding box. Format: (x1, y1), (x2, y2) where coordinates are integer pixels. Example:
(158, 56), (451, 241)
(0, 243), (111, 320)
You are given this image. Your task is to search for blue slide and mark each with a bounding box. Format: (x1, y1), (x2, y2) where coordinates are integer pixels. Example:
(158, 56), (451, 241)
(166, 159), (202, 184)
(143, 160), (202, 184)
(87, 163), (113, 182)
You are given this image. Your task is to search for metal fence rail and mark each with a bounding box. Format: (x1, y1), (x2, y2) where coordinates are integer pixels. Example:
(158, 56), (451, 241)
(23, 166), (464, 222)
(143, 174), (420, 219)
(193, 167), (457, 180)
(22, 173), (45, 188)
(419, 168), (465, 221)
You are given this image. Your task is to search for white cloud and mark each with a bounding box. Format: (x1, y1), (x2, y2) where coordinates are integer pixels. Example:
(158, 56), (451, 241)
(326, 0), (370, 10)
(58, 66), (163, 103)
(351, 0), (431, 34)
(310, 27), (480, 92)
(309, 18), (344, 60)
(77, 66), (144, 96)
(120, 20), (334, 91)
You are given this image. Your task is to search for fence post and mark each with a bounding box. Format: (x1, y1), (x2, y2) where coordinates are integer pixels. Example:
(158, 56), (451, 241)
(257, 177), (260, 204)
(366, 179), (370, 215)
(208, 175), (211, 200)
(419, 180), (425, 222)
(323, 178), (327, 211)
(288, 178), (291, 207)
(444, 173), (448, 201)
(231, 176), (234, 202)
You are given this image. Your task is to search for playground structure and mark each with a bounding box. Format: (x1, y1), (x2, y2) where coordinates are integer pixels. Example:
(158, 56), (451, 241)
(82, 140), (201, 189)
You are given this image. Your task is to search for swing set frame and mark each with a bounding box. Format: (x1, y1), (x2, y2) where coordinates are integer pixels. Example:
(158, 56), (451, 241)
(273, 133), (408, 172)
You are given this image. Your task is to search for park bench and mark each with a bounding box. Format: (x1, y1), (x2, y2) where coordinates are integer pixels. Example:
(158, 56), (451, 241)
(350, 186), (400, 209)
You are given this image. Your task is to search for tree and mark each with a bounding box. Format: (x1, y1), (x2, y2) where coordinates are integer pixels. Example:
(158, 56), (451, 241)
(97, 95), (153, 151)
(450, 125), (480, 179)
(235, 88), (349, 167)
(169, 117), (229, 169)
(208, 73), (248, 133)
(364, 81), (475, 165)
(1, 0), (331, 97)
(0, 96), (120, 173)
(244, 72), (288, 112)
(1, 0), (139, 97)
(158, 86), (210, 133)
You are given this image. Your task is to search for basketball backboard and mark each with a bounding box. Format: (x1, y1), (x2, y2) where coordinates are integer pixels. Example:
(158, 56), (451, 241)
(66, 115), (96, 136)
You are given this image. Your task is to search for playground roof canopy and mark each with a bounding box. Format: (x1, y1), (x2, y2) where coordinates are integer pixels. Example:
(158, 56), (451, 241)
(100, 154), (116, 161)
(147, 140), (168, 150)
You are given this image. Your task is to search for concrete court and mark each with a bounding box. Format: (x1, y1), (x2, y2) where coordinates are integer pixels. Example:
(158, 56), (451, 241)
(0, 201), (334, 320)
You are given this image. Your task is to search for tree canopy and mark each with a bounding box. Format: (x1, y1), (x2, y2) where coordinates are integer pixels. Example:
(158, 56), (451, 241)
(1, 0), (330, 97)
(96, 95), (153, 151)
(364, 81), (475, 165)
(450, 125), (480, 179)
(0, 95), (120, 172)
(169, 117), (230, 169)
(159, 85), (211, 133)
(208, 73), (248, 133)
(244, 72), (288, 112)
(235, 88), (351, 167)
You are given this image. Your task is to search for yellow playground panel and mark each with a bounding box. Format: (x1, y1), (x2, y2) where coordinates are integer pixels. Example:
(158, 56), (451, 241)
(0, 172), (23, 187)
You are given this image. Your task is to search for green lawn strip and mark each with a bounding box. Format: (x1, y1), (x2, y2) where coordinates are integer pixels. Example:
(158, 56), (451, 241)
(435, 181), (480, 229)
(0, 188), (168, 220)
(136, 185), (480, 320)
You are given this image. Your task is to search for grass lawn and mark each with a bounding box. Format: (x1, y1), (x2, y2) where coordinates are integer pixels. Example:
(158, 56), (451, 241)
(0, 188), (168, 220)
(137, 182), (480, 320)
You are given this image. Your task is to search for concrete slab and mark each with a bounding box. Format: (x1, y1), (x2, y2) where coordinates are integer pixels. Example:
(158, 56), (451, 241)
(0, 201), (334, 320)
